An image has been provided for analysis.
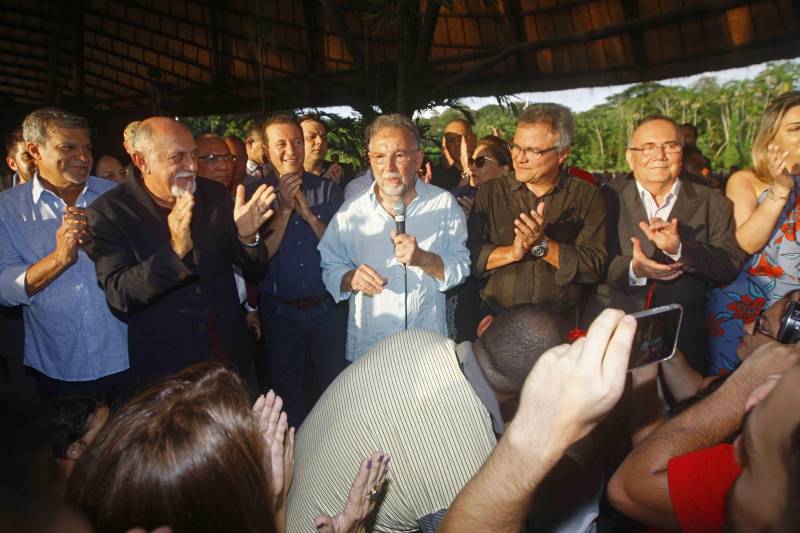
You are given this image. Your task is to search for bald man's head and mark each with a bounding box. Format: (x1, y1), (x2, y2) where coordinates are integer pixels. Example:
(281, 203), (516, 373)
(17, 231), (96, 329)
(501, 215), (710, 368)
(476, 304), (566, 396)
(133, 117), (197, 202)
(196, 134), (234, 190)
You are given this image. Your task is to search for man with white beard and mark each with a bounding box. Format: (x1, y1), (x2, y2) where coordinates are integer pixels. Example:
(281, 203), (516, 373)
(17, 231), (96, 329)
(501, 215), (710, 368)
(319, 114), (470, 361)
(86, 117), (276, 391)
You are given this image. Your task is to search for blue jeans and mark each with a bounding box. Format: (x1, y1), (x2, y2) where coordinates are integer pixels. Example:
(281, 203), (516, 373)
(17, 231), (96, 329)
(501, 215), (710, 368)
(260, 295), (346, 427)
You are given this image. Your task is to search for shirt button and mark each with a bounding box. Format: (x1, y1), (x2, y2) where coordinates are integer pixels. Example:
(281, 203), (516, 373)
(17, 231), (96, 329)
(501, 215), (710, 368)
(196, 286), (202, 294)
(198, 323), (206, 332)
(299, 263), (304, 267)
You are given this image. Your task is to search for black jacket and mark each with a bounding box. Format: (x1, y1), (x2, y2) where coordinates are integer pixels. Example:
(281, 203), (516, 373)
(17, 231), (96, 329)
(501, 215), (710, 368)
(86, 174), (268, 387)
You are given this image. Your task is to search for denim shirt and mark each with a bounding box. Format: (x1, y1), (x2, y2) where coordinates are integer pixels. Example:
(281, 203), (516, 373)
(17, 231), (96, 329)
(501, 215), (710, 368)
(0, 175), (128, 380)
(258, 172), (344, 299)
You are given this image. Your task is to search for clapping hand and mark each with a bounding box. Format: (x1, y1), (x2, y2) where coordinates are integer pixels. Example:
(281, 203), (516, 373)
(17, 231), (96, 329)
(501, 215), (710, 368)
(630, 236), (684, 281)
(314, 451), (391, 533)
(55, 207), (92, 266)
(638, 218), (680, 255)
(511, 203), (545, 261)
(167, 193), (194, 258)
(234, 183), (276, 241)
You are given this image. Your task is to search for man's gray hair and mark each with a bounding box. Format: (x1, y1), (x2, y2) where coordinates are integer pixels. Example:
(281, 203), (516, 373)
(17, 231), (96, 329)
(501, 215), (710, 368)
(517, 103), (574, 150)
(366, 114), (421, 149)
(628, 114), (684, 146)
(22, 107), (90, 146)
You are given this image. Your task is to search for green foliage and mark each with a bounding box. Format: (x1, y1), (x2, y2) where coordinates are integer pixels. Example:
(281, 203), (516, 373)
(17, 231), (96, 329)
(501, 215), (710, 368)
(179, 61), (800, 173)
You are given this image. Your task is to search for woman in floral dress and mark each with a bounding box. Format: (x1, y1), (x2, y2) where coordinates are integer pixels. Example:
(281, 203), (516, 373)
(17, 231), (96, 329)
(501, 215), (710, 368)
(707, 91), (800, 374)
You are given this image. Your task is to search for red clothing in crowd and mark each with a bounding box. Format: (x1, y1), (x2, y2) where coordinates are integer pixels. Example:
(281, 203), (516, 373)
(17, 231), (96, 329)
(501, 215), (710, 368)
(667, 443), (741, 533)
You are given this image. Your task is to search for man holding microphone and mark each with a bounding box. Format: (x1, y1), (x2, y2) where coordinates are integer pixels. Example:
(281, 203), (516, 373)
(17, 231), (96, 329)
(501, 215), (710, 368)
(319, 114), (470, 362)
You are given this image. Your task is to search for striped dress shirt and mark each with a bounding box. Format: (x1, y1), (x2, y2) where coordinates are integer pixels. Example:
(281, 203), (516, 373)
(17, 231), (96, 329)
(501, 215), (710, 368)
(287, 328), (497, 532)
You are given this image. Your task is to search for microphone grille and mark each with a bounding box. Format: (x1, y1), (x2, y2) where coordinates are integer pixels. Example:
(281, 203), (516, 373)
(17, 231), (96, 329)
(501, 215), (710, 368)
(393, 201), (405, 217)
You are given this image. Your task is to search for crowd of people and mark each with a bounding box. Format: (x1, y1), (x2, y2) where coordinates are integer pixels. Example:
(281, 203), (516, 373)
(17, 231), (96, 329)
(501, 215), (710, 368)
(1, 91), (799, 532)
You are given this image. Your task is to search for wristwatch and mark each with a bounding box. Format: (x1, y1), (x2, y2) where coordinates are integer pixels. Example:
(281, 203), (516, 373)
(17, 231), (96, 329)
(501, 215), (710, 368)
(530, 238), (549, 259)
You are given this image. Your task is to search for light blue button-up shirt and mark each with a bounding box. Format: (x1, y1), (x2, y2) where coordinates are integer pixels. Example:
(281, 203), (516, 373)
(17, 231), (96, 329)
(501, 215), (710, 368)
(319, 178), (469, 361)
(0, 175), (128, 381)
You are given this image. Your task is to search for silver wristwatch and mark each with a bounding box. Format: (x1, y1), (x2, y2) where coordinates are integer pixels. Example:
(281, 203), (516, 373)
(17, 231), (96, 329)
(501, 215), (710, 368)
(530, 238), (549, 259)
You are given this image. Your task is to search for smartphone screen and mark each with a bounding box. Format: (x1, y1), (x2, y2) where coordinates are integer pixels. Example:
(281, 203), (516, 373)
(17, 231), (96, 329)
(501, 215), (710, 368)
(627, 304), (683, 371)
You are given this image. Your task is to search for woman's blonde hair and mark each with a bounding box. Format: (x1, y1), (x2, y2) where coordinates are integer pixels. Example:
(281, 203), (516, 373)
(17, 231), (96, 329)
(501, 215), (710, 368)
(752, 91), (800, 182)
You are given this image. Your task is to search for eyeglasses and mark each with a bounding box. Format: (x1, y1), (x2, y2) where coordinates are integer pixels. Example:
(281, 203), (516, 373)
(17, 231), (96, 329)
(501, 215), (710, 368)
(753, 309), (779, 341)
(627, 142), (683, 157)
(198, 154), (236, 163)
(369, 151), (415, 167)
(473, 155), (497, 169)
(509, 143), (558, 160)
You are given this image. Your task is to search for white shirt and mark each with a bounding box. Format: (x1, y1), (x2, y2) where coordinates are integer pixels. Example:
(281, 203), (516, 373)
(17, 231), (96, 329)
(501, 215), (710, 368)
(629, 178), (683, 285)
(343, 169), (374, 201)
(318, 179), (470, 361)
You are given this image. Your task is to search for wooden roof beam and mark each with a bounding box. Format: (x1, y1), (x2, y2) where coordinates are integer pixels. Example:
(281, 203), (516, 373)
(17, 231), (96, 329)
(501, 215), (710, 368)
(414, 0), (441, 69)
(72, 0), (85, 100)
(426, 0), (763, 98)
(500, 0), (533, 74)
(319, 0), (366, 72)
(46, 2), (64, 105)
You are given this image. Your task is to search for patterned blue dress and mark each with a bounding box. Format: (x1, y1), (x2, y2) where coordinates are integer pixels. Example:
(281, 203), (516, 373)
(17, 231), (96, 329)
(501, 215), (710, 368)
(706, 175), (800, 374)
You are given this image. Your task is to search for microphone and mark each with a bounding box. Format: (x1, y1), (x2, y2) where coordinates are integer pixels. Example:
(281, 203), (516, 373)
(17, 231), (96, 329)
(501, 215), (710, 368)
(393, 201), (406, 235)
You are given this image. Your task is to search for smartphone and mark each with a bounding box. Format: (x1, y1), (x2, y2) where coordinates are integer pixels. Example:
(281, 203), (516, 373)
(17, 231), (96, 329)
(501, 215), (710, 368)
(627, 304), (683, 371)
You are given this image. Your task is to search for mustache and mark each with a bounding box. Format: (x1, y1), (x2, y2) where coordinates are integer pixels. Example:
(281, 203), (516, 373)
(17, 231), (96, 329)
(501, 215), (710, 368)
(175, 171), (196, 179)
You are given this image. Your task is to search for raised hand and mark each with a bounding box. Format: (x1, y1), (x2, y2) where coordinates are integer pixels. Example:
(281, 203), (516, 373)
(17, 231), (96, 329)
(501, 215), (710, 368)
(630, 236), (684, 281)
(638, 218), (680, 255)
(323, 163), (344, 185)
(234, 183), (276, 241)
(459, 136), (471, 176)
(314, 451), (391, 533)
(167, 192), (194, 258)
(419, 161), (433, 184)
(511, 202), (545, 261)
(767, 144), (794, 193)
(252, 390), (289, 505)
(510, 309), (636, 456)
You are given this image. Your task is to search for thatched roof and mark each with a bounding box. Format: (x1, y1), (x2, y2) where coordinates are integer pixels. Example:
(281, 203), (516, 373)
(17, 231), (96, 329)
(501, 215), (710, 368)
(1, 0), (798, 120)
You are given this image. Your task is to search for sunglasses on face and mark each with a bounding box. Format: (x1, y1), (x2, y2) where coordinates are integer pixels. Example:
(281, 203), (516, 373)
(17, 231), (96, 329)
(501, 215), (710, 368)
(473, 155), (496, 169)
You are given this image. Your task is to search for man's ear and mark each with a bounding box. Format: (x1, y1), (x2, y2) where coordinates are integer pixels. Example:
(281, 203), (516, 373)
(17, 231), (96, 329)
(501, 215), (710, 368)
(27, 142), (42, 162)
(476, 315), (494, 338)
(131, 151), (147, 173)
(65, 440), (86, 461)
(5, 156), (18, 172)
(625, 148), (634, 170)
(557, 146), (570, 165)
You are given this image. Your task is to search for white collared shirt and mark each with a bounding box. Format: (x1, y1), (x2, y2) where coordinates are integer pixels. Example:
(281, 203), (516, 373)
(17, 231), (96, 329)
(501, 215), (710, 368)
(629, 178), (683, 285)
(318, 179), (470, 361)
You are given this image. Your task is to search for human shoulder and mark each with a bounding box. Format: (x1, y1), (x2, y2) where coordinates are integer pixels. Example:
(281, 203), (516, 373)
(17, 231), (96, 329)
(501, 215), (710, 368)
(725, 169), (764, 198)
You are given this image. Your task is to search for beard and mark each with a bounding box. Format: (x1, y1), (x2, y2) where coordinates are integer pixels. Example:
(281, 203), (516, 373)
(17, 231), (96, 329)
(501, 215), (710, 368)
(171, 171), (197, 197)
(379, 171), (408, 197)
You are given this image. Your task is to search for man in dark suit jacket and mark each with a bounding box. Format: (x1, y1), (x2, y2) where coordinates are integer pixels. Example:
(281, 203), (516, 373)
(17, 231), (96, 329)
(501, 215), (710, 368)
(86, 117), (276, 390)
(587, 115), (746, 374)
